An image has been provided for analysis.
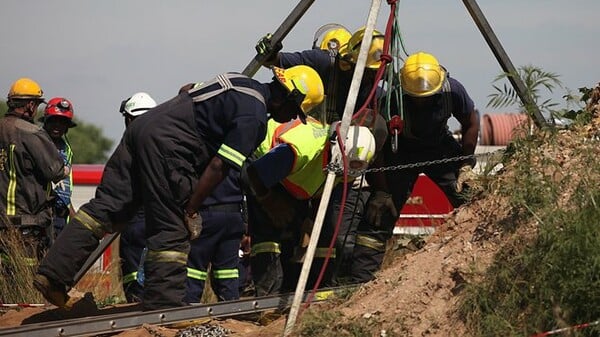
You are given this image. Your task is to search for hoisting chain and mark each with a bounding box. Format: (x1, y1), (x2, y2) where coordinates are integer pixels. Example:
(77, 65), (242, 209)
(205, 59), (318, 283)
(326, 149), (504, 175)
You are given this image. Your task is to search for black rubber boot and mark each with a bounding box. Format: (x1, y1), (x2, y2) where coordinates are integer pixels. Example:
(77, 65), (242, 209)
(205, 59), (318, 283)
(33, 273), (70, 308)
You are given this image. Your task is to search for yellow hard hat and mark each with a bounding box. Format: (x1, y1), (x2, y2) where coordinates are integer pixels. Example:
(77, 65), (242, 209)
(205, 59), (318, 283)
(272, 65), (325, 115)
(400, 52), (447, 97)
(320, 28), (351, 54)
(345, 27), (385, 69)
(7, 78), (44, 101)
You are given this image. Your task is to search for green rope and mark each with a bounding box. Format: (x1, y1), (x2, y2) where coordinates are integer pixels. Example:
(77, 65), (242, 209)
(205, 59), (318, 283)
(381, 1), (407, 122)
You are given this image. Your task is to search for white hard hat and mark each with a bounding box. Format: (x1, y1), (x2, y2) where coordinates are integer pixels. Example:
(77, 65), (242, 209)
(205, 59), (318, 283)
(120, 92), (157, 117)
(330, 123), (376, 177)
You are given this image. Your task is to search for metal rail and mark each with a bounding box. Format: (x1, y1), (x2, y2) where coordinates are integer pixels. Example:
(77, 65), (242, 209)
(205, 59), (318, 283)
(0, 286), (353, 337)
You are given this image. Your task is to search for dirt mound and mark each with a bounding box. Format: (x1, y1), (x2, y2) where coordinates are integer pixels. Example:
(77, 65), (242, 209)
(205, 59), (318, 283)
(295, 195), (513, 337)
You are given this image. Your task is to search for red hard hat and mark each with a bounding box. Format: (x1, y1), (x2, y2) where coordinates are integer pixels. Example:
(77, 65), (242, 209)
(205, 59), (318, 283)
(43, 97), (76, 127)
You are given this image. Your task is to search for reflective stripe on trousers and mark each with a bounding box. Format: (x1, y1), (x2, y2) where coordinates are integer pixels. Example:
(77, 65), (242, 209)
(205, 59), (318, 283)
(355, 234), (386, 252)
(251, 241), (281, 256)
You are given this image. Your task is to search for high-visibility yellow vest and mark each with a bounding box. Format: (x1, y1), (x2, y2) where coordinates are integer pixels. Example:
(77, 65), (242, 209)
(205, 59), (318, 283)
(255, 117), (330, 200)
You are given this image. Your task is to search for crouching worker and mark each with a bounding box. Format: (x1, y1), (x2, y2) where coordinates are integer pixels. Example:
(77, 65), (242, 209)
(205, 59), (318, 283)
(245, 113), (376, 296)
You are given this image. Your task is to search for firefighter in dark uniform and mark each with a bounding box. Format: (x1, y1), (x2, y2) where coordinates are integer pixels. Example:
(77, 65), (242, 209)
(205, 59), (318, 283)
(34, 65), (325, 310)
(181, 76), (249, 302)
(116, 92), (157, 303)
(257, 26), (388, 284)
(0, 78), (67, 266)
(115, 91), (247, 303)
(354, 51), (480, 283)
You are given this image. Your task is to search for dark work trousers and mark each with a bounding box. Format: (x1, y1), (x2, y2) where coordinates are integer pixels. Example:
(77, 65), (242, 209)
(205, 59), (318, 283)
(351, 210), (396, 283)
(38, 94), (209, 310)
(51, 208), (68, 241)
(184, 205), (244, 303)
(119, 211), (146, 303)
(247, 184), (308, 296)
(351, 135), (465, 283)
(285, 195), (338, 292)
(326, 183), (370, 285)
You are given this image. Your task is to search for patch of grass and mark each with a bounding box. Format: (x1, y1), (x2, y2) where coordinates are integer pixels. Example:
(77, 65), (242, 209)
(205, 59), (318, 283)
(460, 127), (600, 337)
(0, 227), (45, 304)
(297, 310), (373, 337)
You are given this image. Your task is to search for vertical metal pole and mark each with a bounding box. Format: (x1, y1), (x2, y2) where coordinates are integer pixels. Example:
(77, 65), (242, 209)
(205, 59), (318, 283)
(462, 0), (547, 128)
(282, 1), (382, 336)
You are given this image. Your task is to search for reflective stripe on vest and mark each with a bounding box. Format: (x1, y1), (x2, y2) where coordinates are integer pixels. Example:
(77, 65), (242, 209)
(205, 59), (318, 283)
(251, 241), (281, 256)
(53, 138), (73, 209)
(213, 268), (239, 280)
(254, 119), (283, 158)
(6, 144), (16, 215)
(65, 138), (74, 197)
(187, 267), (207, 281)
(272, 117), (330, 200)
(355, 234), (386, 252)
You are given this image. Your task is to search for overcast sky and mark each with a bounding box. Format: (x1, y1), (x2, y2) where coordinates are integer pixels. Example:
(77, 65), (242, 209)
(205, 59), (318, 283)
(1, 1), (598, 146)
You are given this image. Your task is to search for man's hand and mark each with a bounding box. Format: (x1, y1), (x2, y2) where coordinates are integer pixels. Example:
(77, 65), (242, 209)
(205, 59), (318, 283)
(183, 209), (203, 240)
(255, 33), (282, 62)
(366, 191), (398, 227)
(456, 164), (476, 193)
(240, 235), (251, 256)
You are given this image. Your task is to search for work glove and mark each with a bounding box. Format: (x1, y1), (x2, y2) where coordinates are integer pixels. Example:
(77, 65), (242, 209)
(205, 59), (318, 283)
(255, 33), (282, 62)
(183, 209), (203, 240)
(256, 188), (296, 228)
(456, 164), (476, 193)
(366, 191), (398, 227)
